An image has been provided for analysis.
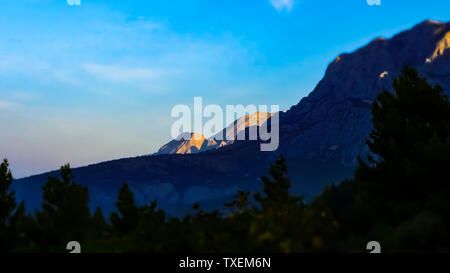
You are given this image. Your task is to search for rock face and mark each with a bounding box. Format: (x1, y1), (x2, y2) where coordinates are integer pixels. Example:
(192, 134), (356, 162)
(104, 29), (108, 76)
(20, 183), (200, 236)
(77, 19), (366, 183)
(155, 112), (272, 155)
(155, 132), (221, 155)
(212, 111), (273, 142)
(15, 20), (450, 216)
(280, 20), (450, 165)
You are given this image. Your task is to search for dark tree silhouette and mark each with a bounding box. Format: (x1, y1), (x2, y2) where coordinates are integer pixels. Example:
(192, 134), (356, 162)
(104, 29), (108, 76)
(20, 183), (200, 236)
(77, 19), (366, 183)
(254, 155), (303, 212)
(110, 183), (139, 236)
(350, 66), (450, 250)
(0, 159), (25, 252)
(34, 164), (90, 251)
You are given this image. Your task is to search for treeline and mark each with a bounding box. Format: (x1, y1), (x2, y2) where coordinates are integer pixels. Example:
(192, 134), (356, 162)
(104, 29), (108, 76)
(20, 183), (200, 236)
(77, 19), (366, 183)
(1, 67), (449, 252)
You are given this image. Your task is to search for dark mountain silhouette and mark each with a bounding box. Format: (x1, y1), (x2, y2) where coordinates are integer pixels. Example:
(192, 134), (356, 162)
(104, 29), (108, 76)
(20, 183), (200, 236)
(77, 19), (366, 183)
(14, 20), (450, 216)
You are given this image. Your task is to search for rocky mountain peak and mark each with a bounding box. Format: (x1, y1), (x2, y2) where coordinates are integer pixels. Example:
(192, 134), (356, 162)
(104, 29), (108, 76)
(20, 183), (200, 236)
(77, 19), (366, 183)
(156, 111), (274, 155)
(283, 20), (450, 165)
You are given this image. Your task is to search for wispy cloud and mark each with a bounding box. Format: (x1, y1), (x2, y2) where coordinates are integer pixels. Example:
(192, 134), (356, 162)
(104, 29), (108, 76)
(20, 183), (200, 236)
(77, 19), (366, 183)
(270, 0), (294, 12)
(84, 64), (166, 83)
(0, 100), (19, 110)
(99, 17), (164, 32)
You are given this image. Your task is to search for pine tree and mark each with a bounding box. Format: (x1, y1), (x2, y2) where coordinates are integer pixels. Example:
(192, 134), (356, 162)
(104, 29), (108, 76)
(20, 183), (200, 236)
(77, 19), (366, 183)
(91, 207), (110, 238)
(350, 66), (450, 250)
(225, 191), (250, 213)
(110, 183), (139, 235)
(254, 155), (303, 212)
(0, 159), (20, 252)
(356, 67), (450, 209)
(36, 164), (90, 251)
(367, 66), (450, 164)
(250, 155), (306, 252)
(0, 159), (15, 228)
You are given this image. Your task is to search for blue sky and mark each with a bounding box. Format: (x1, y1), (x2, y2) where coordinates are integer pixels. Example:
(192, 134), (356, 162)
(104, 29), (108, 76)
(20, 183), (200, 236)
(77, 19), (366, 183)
(1, 0), (449, 177)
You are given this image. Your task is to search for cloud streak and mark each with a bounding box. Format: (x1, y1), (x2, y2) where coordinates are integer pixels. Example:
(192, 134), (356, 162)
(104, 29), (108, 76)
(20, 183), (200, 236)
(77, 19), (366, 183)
(84, 64), (166, 83)
(270, 0), (294, 12)
(0, 100), (19, 110)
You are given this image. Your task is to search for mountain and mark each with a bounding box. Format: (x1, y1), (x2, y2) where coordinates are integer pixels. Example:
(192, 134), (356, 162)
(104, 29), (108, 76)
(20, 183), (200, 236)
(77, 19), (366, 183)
(155, 112), (272, 155)
(279, 20), (450, 165)
(155, 132), (223, 155)
(212, 111), (273, 142)
(14, 20), (450, 216)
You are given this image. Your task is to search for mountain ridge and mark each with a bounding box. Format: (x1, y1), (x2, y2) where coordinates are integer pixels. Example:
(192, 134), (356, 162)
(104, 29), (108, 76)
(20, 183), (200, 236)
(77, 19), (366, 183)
(281, 19), (450, 165)
(155, 112), (273, 155)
